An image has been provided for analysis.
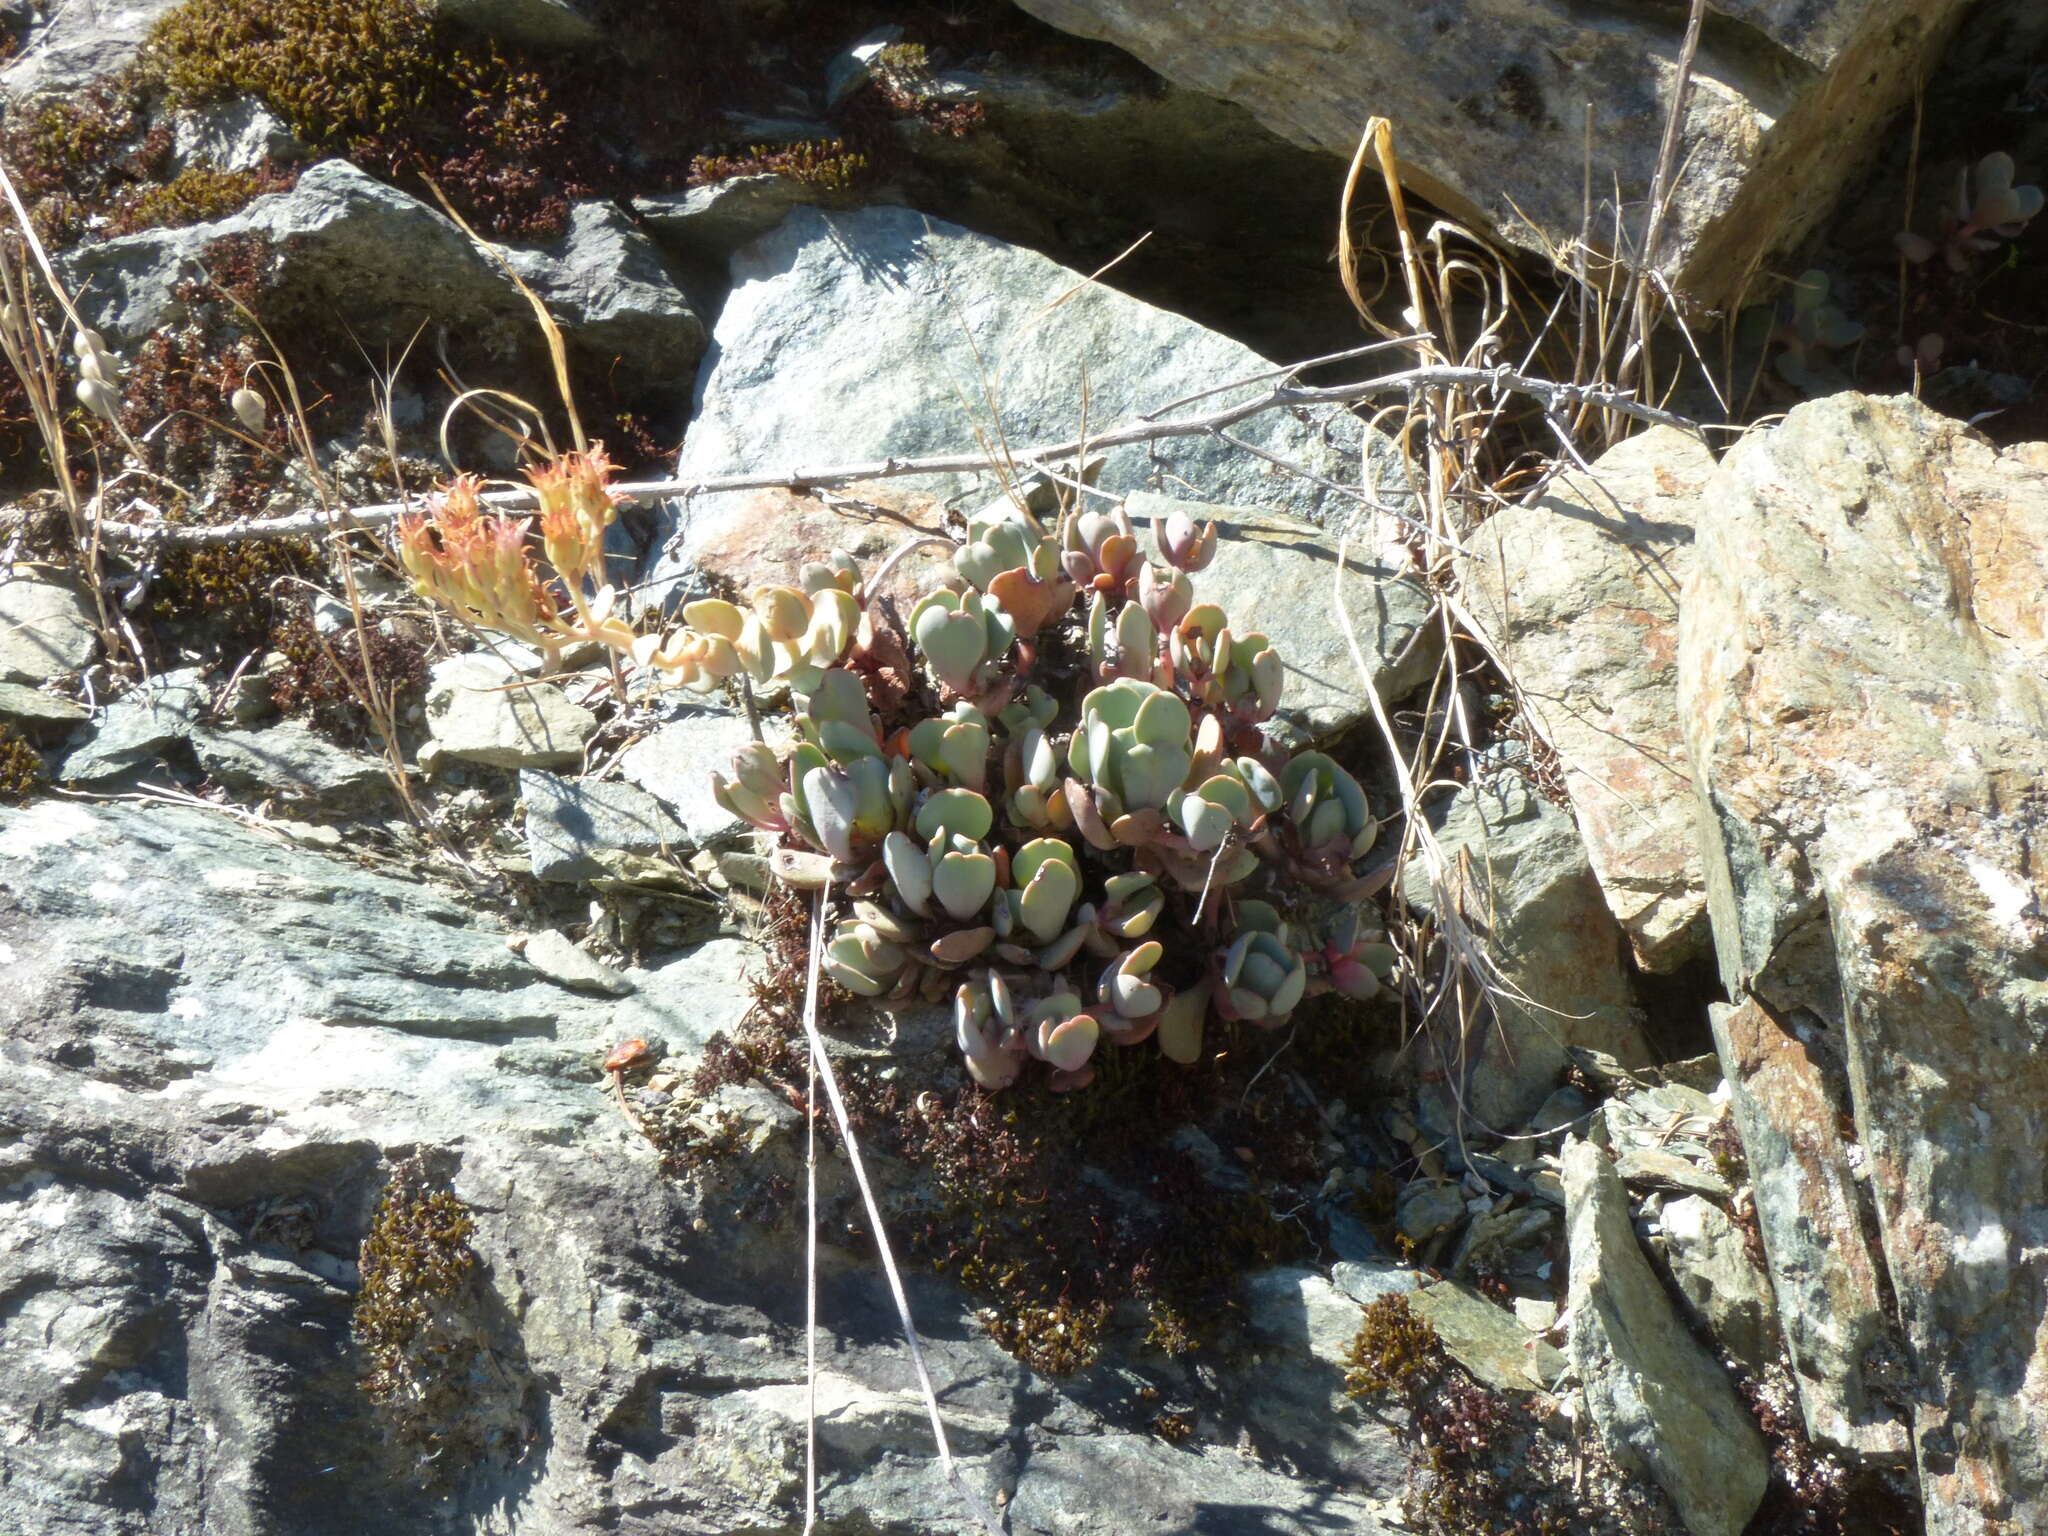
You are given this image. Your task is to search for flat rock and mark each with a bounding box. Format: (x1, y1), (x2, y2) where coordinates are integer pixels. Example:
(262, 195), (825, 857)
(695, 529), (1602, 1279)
(615, 706), (761, 850)
(56, 667), (207, 784)
(424, 652), (595, 769)
(0, 0), (181, 100)
(1458, 427), (1714, 969)
(168, 97), (307, 173)
(434, 0), (601, 47)
(646, 204), (1403, 603)
(1563, 1138), (1768, 1536)
(0, 681), (88, 724)
(0, 573), (97, 684)
(519, 928), (634, 996)
(1125, 490), (1436, 744)
(1398, 776), (1649, 1128)
(1409, 1277), (1564, 1393)
(519, 769), (685, 881)
(1681, 394), (2048, 1521)
(634, 175), (819, 263)
(1009, 0), (1971, 311)
(189, 719), (392, 807)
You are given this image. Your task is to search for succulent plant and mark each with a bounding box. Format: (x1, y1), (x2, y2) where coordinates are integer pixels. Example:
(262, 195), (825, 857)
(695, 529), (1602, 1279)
(401, 452), (1397, 1093)
(1897, 151), (2045, 271)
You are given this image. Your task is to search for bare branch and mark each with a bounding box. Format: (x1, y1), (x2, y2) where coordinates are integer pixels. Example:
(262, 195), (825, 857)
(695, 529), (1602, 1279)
(86, 364), (1705, 550)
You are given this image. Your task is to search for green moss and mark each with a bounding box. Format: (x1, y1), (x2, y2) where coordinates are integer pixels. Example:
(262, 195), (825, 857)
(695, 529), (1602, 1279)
(1343, 1293), (1440, 1399)
(353, 1156), (486, 1471)
(688, 140), (872, 198)
(109, 165), (286, 235)
(0, 724), (47, 802)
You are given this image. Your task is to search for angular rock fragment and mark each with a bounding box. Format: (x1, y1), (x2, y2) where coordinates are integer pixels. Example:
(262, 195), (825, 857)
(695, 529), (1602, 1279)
(424, 652), (595, 769)
(1563, 1138), (1768, 1536)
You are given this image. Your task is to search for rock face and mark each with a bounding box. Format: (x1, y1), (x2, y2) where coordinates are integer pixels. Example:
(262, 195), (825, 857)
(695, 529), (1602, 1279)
(0, 797), (1405, 1534)
(1680, 393), (2048, 1529)
(1009, 0), (1972, 310)
(1399, 776), (1650, 1129)
(1562, 1138), (1769, 1536)
(646, 204), (1401, 603)
(1458, 426), (1713, 970)
(0, 0), (181, 100)
(424, 652), (596, 770)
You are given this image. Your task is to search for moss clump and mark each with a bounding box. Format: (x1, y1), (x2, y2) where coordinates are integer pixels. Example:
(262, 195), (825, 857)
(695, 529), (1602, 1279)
(0, 724), (47, 802)
(687, 140), (872, 198)
(109, 164), (292, 235)
(353, 1156), (489, 1473)
(1343, 1293), (1440, 1399)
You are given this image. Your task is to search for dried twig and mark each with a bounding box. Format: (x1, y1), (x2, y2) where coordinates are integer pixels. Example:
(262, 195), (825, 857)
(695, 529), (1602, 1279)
(83, 364), (1703, 549)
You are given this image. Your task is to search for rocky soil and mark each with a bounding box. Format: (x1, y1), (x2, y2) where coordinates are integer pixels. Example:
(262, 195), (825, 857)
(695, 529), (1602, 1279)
(3, 2), (2046, 1535)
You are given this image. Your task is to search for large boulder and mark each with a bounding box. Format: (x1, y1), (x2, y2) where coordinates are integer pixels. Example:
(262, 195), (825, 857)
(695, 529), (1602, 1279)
(645, 204), (1404, 604)
(1458, 425), (1714, 970)
(1679, 393), (2048, 1530)
(1008, 0), (1972, 311)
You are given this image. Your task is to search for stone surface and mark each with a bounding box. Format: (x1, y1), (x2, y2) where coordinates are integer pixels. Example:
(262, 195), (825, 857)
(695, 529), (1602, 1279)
(55, 667), (207, 783)
(1680, 394), (2048, 1523)
(424, 652), (596, 769)
(188, 719), (393, 807)
(520, 928), (634, 996)
(1458, 426), (1714, 969)
(1237, 1268), (1409, 1486)
(615, 705), (761, 851)
(498, 200), (707, 394)
(0, 679), (87, 723)
(1398, 776), (1650, 1129)
(435, 0), (601, 47)
(60, 163), (702, 382)
(0, 796), (1403, 1534)
(1710, 997), (1909, 1462)
(1562, 1138), (1768, 1536)
(0, 573), (97, 684)
(646, 205), (1402, 602)
(1125, 491), (1436, 745)
(168, 97), (307, 173)
(1409, 1277), (1564, 1394)
(1652, 1194), (1781, 1378)
(519, 769), (685, 882)
(0, 0), (180, 99)
(1009, 0), (1971, 311)
(634, 175), (818, 264)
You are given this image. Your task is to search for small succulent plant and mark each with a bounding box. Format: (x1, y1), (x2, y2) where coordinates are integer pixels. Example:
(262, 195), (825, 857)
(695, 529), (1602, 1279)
(400, 457), (1401, 1092)
(1772, 270), (1864, 395)
(1897, 152), (2044, 271)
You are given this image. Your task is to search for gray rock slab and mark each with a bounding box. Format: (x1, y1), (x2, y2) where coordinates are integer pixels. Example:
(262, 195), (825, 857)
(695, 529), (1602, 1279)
(1236, 1267), (1410, 1487)
(0, 573), (97, 684)
(168, 97), (307, 173)
(1458, 426), (1714, 969)
(519, 769), (685, 882)
(1331, 1259), (1423, 1305)
(499, 200), (706, 393)
(1008, 0), (1970, 311)
(0, 681), (88, 724)
(1409, 1277), (1564, 1393)
(1398, 776), (1649, 1128)
(1563, 1137), (1768, 1536)
(56, 667), (207, 783)
(615, 706), (761, 850)
(425, 652), (595, 769)
(0, 0), (181, 100)
(519, 928), (633, 996)
(189, 719), (392, 806)
(634, 175), (818, 263)
(61, 164), (699, 383)
(1126, 490), (1436, 743)
(647, 204), (1405, 601)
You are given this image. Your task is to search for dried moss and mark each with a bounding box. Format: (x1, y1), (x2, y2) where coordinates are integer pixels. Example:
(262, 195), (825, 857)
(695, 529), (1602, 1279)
(687, 140), (873, 198)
